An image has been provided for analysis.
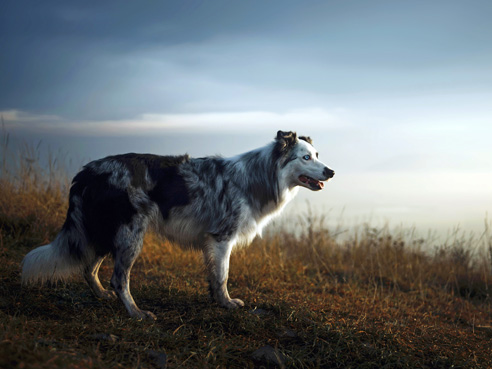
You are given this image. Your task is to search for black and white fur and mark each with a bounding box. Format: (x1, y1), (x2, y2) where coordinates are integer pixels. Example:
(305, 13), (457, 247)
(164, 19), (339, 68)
(22, 130), (335, 320)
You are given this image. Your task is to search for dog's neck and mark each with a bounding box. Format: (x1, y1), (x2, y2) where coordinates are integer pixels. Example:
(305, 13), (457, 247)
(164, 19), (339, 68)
(228, 143), (295, 215)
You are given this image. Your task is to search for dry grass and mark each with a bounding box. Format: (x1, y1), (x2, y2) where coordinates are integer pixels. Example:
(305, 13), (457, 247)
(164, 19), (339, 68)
(1, 132), (492, 368)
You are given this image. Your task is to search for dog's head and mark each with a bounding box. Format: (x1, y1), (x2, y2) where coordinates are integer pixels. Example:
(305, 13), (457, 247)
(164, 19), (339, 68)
(275, 130), (335, 191)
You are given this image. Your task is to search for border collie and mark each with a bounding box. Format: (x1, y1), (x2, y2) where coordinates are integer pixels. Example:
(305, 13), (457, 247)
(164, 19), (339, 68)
(22, 130), (335, 320)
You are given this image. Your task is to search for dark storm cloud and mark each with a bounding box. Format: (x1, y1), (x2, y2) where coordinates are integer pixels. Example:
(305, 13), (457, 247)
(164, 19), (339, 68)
(1, 0), (491, 121)
(0, 0), (298, 119)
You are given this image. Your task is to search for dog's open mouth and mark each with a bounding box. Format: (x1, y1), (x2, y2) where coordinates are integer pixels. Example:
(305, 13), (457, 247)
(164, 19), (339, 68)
(299, 175), (324, 190)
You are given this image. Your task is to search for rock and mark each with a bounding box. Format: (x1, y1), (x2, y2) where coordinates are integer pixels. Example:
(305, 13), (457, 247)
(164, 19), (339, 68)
(148, 349), (167, 369)
(251, 345), (286, 367)
(277, 327), (298, 338)
(248, 308), (272, 316)
(91, 333), (119, 343)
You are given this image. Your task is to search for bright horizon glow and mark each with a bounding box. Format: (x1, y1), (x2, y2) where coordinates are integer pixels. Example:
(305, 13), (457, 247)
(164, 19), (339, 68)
(1, 108), (348, 135)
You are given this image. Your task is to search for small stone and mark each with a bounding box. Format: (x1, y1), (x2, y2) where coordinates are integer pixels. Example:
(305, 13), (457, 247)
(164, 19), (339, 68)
(91, 333), (119, 343)
(248, 308), (271, 316)
(277, 327), (298, 338)
(148, 350), (167, 369)
(251, 345), (286, 367)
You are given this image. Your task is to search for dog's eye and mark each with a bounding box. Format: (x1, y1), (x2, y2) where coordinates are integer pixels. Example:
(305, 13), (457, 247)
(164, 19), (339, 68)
(303, 155), (311, 160)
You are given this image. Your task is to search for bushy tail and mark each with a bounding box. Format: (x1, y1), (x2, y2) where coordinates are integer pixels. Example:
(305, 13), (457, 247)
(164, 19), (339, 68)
(21, 233), (86, 285)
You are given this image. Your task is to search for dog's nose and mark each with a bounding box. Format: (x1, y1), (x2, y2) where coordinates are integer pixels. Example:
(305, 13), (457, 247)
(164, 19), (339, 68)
(323, 167), (335, 179)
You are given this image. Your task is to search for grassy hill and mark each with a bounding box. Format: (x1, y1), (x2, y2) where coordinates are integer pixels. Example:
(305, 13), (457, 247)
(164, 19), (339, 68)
(1, 136), (491, 368)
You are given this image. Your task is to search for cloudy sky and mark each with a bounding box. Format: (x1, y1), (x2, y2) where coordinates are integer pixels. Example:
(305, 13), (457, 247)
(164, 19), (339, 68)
(1, 0), (491, 235)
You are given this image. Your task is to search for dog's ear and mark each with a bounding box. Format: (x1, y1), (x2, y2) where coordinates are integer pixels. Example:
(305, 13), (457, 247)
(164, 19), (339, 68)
(299, 136), (313, 145)
(275, 130), (298, 151)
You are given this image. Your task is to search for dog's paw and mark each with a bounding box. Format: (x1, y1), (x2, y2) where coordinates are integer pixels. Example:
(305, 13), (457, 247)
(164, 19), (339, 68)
(131, 309), (157, 321)
(223, 298), (245, 309)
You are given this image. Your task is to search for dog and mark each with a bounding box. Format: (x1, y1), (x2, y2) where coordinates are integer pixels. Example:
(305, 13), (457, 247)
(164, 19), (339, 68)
(21, 130), (334, 320)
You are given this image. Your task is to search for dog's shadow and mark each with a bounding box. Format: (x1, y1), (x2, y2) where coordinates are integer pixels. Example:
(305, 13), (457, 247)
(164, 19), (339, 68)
(11, 280), (219, 322)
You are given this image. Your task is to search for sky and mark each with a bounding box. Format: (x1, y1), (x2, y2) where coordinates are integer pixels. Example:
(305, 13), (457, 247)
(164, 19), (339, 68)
(1, 0), (491, 236)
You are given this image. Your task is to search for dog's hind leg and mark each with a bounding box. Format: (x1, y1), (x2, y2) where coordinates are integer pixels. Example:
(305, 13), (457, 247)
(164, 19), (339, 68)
(204, 237), (244, 309)
(110, 222), (156, 320)
(84, 256), (116, 300)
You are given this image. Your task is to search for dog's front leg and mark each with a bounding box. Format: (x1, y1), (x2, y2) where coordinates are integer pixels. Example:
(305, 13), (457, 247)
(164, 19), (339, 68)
(204, 237), (244, 309)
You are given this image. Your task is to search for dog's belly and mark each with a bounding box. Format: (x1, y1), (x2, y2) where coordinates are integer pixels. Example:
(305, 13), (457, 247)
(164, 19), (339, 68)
(159, 214), (206, 249)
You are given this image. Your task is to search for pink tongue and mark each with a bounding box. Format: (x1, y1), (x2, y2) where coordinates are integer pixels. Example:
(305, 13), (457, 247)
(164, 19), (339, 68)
(300, 175), (323, 188)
